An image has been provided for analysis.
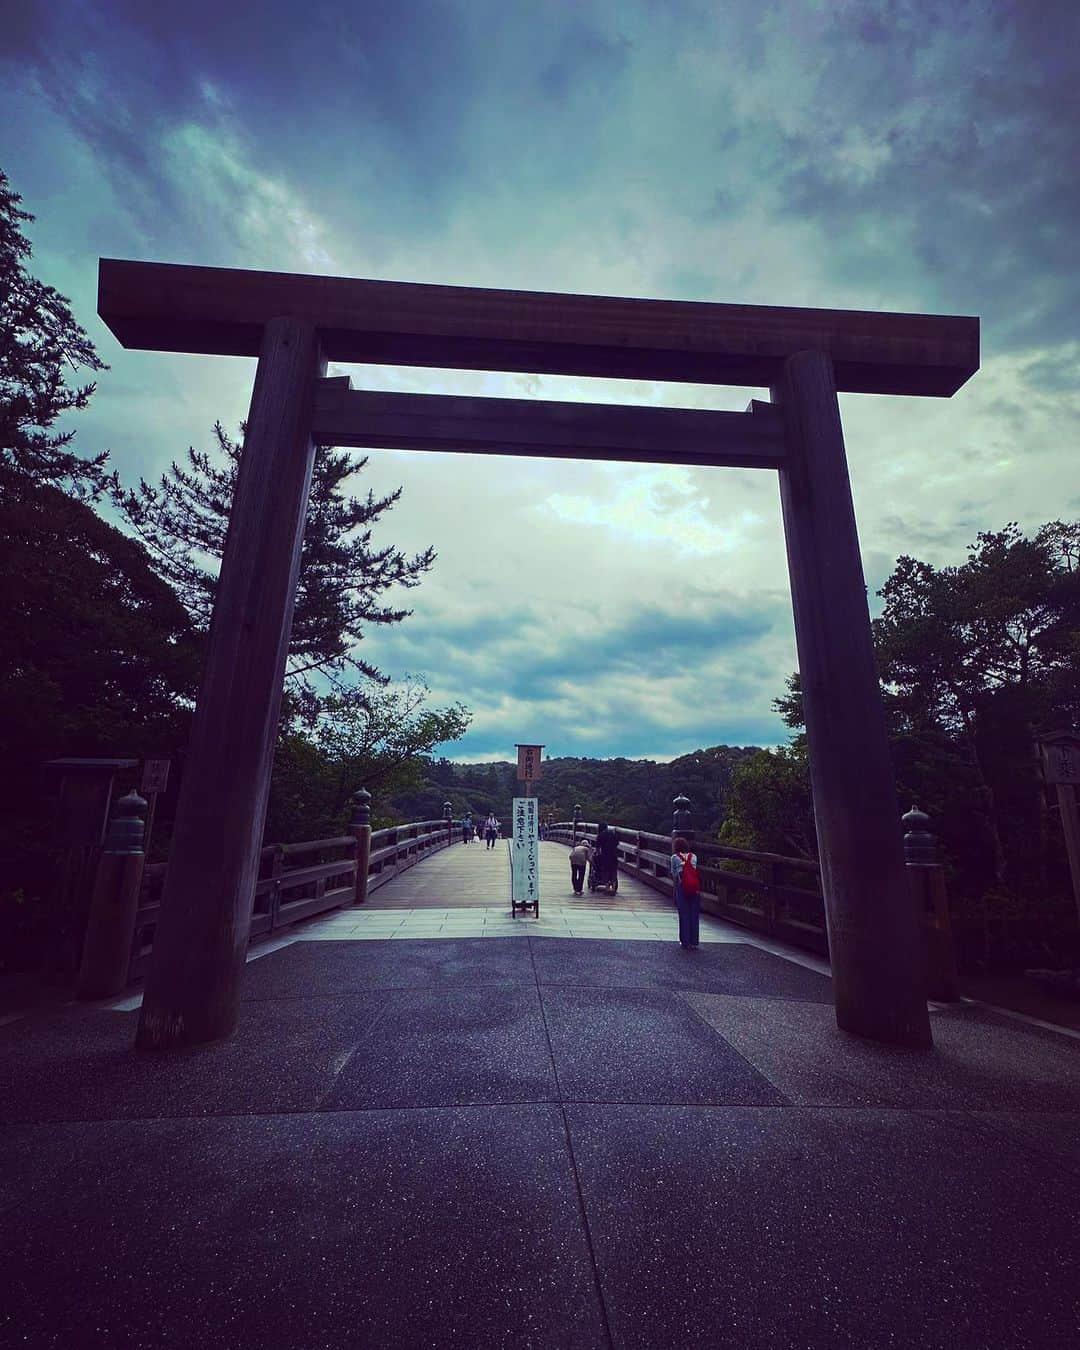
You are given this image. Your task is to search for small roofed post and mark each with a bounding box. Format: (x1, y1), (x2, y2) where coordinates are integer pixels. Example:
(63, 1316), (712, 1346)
(672, 795), (693, 847)
(135, 317), (325, 1049)
(351, 788), (373, 907)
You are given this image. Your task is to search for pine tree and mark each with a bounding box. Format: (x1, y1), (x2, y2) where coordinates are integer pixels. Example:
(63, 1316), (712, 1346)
(0, 169), (108, 497)
(110, 421), (436, 721)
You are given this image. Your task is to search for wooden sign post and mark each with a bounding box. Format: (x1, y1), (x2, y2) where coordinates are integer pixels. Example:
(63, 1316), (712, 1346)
(139, 758), (170, 864)
(1040, 732), (1080, 926)
(515, 743), (544, 794)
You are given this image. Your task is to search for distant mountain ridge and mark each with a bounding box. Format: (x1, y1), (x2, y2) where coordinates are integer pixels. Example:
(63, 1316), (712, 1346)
(388, 745), (760, 839)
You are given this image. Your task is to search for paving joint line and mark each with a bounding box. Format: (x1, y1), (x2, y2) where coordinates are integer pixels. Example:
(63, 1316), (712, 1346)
(7, 1099), (1075, 1130)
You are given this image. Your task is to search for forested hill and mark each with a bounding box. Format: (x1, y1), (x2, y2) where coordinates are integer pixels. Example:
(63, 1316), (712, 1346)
(386, 745), (761, 839)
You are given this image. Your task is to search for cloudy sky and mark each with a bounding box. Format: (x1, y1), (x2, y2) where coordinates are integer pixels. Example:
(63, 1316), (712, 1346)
(3, 0), (1078, 761)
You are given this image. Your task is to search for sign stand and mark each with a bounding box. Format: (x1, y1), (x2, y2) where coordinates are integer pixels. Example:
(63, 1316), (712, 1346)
(139, 758), (171, 863)
(511, 745), (544, 918)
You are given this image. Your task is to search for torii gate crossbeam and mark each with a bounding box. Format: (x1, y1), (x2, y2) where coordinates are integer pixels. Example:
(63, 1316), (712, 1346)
(97, 259), (979, 1052)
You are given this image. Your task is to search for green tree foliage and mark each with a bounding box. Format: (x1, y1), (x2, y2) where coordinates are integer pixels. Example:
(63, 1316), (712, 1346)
(0, 477), (200, 968)
(874, 523), (1080, 738)
(264, 680), (471, 841)
(110, 421), (437, 716)
(393, 746), (758, 838)
(0, 477), (199, 750)
(719, 745), (815, 859)
(0, 170), (108, 497)
(730, 521), (1080, 961)
(874, 521), (1080, 904)
(111, 424), (466, 844)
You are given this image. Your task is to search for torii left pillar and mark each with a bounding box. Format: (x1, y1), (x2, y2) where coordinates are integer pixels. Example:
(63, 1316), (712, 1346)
(136, 318), (324, 1049)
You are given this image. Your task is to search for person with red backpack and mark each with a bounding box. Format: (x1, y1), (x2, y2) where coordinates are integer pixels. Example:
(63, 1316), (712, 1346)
(671, 835), (701, 950)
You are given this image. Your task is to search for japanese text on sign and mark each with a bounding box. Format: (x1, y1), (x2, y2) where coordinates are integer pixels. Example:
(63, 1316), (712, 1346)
(511, 797), (539, 905)
(516, 744), (544, 783)
(140, 759), (170, 795)
(1043, 741), (1080, 785)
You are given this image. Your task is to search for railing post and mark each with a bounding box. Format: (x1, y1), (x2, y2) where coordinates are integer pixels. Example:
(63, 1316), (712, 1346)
(268, 846), (285, 932)
(764, 860), (779, 935)
(77, 791), (147, 999)
(903, 805), (960, 1002)
(351, 788), (372, 905)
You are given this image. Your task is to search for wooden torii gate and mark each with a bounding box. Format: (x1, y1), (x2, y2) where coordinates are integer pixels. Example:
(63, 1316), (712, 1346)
(98, 259), (978, 1052)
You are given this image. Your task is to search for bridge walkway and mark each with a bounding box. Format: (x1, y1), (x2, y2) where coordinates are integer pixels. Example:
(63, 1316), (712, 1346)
(366, 837), (670, 909)
(313, 838), (762, 945)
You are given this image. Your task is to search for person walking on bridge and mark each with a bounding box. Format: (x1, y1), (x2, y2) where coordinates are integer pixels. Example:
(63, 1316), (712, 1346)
(671, 836), (701, 950)
(569, 837), (590, 895)
(595, 823), (618, 889)
(484, 814), (499, 849)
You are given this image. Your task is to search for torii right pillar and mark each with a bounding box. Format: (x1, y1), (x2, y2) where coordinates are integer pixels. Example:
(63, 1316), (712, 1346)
(772, 350), (931, 1048)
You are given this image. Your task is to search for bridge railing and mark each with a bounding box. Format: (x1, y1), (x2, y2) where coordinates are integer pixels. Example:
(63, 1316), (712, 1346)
(548, 820), (827, 956)
(129, 816), (451, 982)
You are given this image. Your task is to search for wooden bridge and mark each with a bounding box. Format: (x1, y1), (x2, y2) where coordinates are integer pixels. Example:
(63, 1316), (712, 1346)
(364, 838), (668, 912)
(103, 799), (968, 995)
(120, 806), (833, 980)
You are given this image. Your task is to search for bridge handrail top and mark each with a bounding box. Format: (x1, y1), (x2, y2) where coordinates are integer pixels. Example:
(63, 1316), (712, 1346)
(547, 821), (819, 873)
(280, 835), (355, 855)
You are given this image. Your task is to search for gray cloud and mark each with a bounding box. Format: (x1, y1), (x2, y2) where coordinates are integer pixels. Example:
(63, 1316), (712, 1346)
(762, 2), (1080, 352)
(2, 0), (1075, 762)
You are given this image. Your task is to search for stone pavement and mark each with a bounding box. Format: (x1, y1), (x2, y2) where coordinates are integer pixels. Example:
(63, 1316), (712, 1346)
(3, 851), (1079, 1348)
(299, 903), (740, 941)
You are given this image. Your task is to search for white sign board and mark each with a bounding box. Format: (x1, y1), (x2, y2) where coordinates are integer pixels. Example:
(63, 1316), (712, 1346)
(140, 759), (170, 795)
(511, 796), (540, 907)
(1042, 740), (1080, 785)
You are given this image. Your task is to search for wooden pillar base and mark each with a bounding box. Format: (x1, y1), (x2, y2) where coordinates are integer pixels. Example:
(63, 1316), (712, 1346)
(136, 318), (325, 1050)
(773, 351), (931, 1049)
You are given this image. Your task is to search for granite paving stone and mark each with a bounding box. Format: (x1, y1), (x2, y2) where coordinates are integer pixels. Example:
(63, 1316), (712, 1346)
(319, 983), (558, 1110)
(683, 991), (1080, 1110)
(530, 936), (834, 1001)
(0, 1105), (607, 1350)
(961, 1110), (1080, 1181)
(541, 984), (787, 1105)
(1, 1120), (105, 1215)
(0, 995), (386, 1124)
(240, 936), (535, 1000)
(9, 838), (1079, 1349)
(565, 1102), (1080, 1350)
